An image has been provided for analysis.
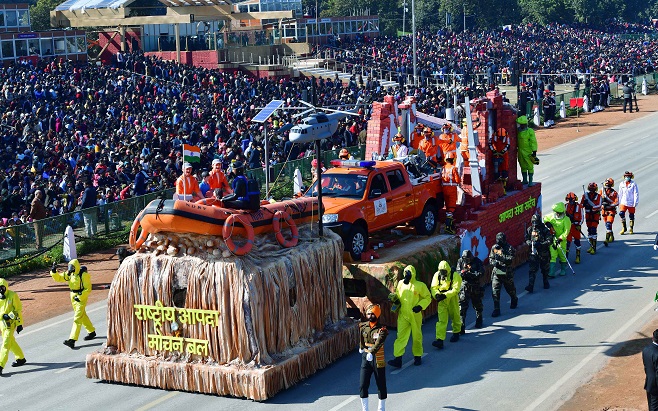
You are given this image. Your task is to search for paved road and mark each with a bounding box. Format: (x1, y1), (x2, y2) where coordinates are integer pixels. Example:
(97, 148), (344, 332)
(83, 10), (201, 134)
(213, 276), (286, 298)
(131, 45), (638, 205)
(2, 112), (657, 410)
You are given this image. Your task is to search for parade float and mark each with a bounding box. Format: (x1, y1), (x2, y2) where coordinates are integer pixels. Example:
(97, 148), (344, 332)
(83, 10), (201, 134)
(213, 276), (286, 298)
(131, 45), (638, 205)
(86, 89), (541, 398)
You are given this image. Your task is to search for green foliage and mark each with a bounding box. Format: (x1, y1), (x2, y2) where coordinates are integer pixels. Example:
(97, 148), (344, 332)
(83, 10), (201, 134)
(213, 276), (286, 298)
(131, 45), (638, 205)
(30, 0), (60, 31)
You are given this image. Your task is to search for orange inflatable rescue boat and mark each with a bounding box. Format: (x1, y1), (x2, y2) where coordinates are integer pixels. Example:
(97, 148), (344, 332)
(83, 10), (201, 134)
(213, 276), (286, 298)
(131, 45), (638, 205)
(129, 197), (320, 256)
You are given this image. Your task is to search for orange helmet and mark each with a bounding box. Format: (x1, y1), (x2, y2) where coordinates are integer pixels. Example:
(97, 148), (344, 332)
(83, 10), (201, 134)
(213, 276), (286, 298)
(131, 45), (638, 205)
(441, 123), (452, 131)
(587, 182), (598, 192)
(423, 127), (432, 134)
(565, 192), (578, 202)
(496, 128), (508, 137)
(623, 171), (634, 179)
(393, 133), (405, 143)
(604, 178), (614, 187)
(444, 152), (456, 160)
(339, 148), (349, 159)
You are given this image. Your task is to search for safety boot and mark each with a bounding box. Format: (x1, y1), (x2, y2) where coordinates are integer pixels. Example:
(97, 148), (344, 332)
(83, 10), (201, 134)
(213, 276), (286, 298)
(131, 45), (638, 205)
(620, 220), (627, 235)
(548, 262), (557, 278)
(560, 262), (567, 276)
(603, 232), (611, 246)
(432, 339), (445, 349)
(475, 316), (483, 328)
(63, 339), (76, 349)
(587, 238), (595, 254)
(528, 173), (534, 187)
(84, 331), (97, 341)
(543, 279), (550, 289)
(0, 366), (3, 376)
(11, 358), (26, 367)
(444, 216), (455, 234)
(510, 297), (518, 309)
(491, 302), (501, 317)
(521, 172), (528, 185)
(387, 356), (402, 368)
(450, 333), (460, 342)
(609, 232), (614, 243)
(629, 220), (634, 234)
(460, 316), (466, 335)
(575, 249), (581, 264)
(525, 284), (534, 293)
(414, 356), (422, 366)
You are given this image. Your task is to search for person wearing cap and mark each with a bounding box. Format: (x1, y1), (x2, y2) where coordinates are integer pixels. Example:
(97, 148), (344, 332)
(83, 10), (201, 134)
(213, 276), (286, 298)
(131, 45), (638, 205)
(176, 162), (202, 202)
(489, 232), (518, 318)
(516, 115), (538, 186)
(622, 82), (635, 113)
(418, 126), (440, 167)
(441, 152), (460, 234)
(410, 123), (425, 150)
(207, 159), (232, 198)
(358, 304), (388, 411)
(437, 124), (458, 166)
(0, 278), (27, 376)
(339, 148), (353, 161)
(388, 133), (408, 159)
(618, 171), (639, 235)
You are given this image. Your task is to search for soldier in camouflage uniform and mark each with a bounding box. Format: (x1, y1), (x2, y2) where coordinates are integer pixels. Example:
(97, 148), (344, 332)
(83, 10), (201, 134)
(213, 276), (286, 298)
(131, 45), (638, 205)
(359, 304), (388, 411)
(456, 250), (485, 332)
(524, 214), (553, 293)
(489, 232), (518, 318)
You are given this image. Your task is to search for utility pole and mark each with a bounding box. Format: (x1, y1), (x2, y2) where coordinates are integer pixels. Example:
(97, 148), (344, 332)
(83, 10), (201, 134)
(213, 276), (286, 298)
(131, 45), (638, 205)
(463, 4), (466, 33)
(402, 0), (407, 35)
(412, 0), (417, 85)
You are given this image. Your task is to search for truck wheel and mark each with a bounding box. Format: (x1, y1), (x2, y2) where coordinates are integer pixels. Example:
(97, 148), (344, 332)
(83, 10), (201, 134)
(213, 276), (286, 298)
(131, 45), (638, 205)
(415, 204), (437, 235)
(347, 226), (368, 261)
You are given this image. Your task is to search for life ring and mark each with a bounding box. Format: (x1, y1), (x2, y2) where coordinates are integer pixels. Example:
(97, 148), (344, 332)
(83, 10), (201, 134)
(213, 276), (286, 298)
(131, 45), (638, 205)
(272, 210), (299, 248)
(196, 197), (222, 207)
(488, 128), (510, 155)
(222, 214), (254, 256)
(129, 212), (148, 250)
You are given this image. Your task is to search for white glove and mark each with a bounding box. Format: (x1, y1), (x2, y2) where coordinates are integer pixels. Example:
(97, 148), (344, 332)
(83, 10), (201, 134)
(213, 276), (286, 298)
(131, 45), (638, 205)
(654, 244), (658, 251)
(359, 348), (364, 354)
(366, 352), (373, 361)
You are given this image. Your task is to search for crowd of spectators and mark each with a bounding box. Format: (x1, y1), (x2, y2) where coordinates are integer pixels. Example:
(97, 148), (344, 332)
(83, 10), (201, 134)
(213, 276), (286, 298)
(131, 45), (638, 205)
(0, 21), (656, 247)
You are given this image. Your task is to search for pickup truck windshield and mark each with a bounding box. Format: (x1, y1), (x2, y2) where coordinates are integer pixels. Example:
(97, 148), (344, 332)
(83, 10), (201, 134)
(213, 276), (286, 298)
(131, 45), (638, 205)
(305, 174), (368, 199)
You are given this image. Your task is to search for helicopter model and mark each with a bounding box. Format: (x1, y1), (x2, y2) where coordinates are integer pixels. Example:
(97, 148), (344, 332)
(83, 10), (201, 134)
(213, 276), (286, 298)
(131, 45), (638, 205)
(288, 101), (358, 144)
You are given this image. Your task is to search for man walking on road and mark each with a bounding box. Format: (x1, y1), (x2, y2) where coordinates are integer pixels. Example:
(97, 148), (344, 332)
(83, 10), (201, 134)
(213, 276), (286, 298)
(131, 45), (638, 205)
(430, 260), (462, 349)
(618, 171), (639, 235)
(0, 278), (26, 376)
(525, 214), (553, 292)
(544, 202), (571, 277)
(456, 250), (485, 330)
(489, 232), (517, 318)
(643, 329), (658, 411)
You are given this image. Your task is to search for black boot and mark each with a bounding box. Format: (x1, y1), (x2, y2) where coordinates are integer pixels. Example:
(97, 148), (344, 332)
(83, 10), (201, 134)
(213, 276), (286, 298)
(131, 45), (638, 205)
(387, 356), (402, 368)
(525, 284), (534, 293)
(543, 279), (550, 289)
(11, 358), (26, 367)
(510, 297), (518, 309)
(474, 317), (483, 328)
(491, 308), (501, 318)
(63, 339), (76, 349)
(432, 339), (444, 349)
(459, 316), (466, 335)
(414, 356), (422, 366)
(450, 333), (460, 342)
(84, 331), (97, 341)
(0, 366), (3, 376)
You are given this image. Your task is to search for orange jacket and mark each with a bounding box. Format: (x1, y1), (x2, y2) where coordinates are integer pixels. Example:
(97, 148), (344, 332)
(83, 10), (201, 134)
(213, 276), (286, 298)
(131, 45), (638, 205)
(208, 170), (231, 192)
(441, 164), (461, 186)
(438, 132), (458, 158)
(565, 201), (583, 226)
(418, 137), (440, 161)
(580, 191), (602, 213)
(176, 175), (201, 197)
(600, 188), (619, 210)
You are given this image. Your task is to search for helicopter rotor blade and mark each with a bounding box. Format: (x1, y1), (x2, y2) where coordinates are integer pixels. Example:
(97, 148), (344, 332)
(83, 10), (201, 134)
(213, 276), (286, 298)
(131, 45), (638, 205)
(293, 108), (315, 119)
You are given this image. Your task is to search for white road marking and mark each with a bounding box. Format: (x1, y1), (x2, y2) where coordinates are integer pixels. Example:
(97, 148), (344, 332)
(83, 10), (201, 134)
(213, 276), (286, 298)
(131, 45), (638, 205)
(390, 352), (428, 375)
(522, 298), (657, 411)
(563, 166), (573, 171)
(135, 391), (179, 411)
(17, 305), (106, 338)
(645, 209), (658, 219)
(54, 363), (84, 374)
(582, 157), (595, 163)
(328, 396), (358, 411)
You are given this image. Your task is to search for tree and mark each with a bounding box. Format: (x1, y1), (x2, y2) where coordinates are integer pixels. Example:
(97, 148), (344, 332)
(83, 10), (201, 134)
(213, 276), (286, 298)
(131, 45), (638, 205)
(30, 0), (60, 31)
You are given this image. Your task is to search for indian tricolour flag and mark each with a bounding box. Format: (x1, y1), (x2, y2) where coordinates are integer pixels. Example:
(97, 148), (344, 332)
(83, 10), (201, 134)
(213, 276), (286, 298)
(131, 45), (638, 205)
(183, 144), (201, 163)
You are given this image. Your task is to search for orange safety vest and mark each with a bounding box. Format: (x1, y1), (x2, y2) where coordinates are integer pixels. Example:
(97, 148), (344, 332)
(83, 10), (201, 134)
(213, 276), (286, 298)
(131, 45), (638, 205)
(565, 201), (583, 226)
(418, 136), (439, 160)
(438, 132), (458, 158)
(441, 164), (461, 186)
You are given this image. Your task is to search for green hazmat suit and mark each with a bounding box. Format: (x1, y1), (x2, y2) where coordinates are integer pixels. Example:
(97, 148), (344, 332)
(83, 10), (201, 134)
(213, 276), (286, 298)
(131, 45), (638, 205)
(51, 259), (95, 341)
(430, 261), (462, 340)
(0, 278), (25, 369)
(516, 116), (538, 173)
(544, 202), (571, 265)
(391, 265), (431, 357)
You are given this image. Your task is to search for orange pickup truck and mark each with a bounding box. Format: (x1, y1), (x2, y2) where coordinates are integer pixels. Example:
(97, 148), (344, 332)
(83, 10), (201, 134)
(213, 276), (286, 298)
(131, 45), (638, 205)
(305, 159), (444, 260)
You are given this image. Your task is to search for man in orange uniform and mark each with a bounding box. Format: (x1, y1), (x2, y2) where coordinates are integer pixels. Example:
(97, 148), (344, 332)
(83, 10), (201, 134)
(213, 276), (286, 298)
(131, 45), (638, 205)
(581, 182), (602, 255)
(418, 128), (441, 168)
(564, 192), (584, 264)
(489, 128), (511, 194)
(441, 152), (460, 234)
(437, 123), (458, 166)
(600, 178), (619, 245)
(207, 159), (232, 198)
(410, 123), (425, 150)
(459, 118), (470, 165)
(176, 162), (203, 202)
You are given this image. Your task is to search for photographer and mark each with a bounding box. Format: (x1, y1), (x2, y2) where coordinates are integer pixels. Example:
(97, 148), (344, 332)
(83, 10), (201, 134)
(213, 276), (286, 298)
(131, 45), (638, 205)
(50, 259), (96, 349)
(489, 232), (517, 318)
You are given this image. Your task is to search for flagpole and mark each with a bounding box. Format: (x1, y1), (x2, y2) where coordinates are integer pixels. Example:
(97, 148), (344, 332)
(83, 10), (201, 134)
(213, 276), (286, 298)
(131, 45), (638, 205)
(182, 144), (187, 200)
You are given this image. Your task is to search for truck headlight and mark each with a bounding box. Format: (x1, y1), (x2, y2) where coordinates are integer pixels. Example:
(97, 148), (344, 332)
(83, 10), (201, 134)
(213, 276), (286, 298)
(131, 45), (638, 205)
(322, 214), (339, 223)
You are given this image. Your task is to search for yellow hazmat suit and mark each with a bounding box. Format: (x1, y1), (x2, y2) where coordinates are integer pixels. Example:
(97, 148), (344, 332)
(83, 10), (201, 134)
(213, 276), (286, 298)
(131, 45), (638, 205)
(544, 202), (572, 271)
(392, 265), (431, 357)
(0, 278), (25, 370)
(430, 261), (463, 340)
(50, 259), (95, 342)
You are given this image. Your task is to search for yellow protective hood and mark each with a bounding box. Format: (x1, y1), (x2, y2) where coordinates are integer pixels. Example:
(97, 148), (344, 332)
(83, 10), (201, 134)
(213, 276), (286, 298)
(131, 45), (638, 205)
(403, 265), (417, 282)
(438, 260), (452, 275)
(68, 259), (81, 275)
(0, 278), (8, 290)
